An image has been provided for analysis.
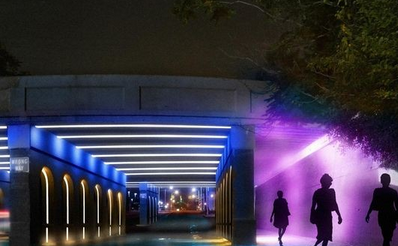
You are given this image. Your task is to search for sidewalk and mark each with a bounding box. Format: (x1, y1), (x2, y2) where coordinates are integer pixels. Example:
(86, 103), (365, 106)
(257, 230), (354, 246)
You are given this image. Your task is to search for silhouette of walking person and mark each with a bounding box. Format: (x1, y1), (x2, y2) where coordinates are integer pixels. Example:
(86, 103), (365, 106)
(311, 174), (343, 246)
(365, 173), (398, 246)
(270, 190), (290, 246)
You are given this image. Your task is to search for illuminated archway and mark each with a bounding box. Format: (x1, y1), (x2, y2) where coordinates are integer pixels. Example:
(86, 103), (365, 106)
(40, 167), (54, 244)
(80, 180), (89, 240)
(62, 174), (74, 242)
(94, 184), (102, 238)
(107, 189), (113, 236)
(117, 192), (122, 235)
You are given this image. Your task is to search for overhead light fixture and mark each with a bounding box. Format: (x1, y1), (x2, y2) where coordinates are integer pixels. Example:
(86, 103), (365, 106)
(0, 126), (7, 130)
(36, 124), (231, 129)
(125, 172), (216, 176)
(0, 162), (10, 165)
(0, 146), (8, 150)
(116, 167), (217, 171)
(0, 137), (7, 141)
(77, 144), (225, 149)
(0, 155), (10, 158)
(104, 161), (219, 165)
(58, 134), (228, 139)
(0, 167), (10, 170)
(92, 153), (222, 158)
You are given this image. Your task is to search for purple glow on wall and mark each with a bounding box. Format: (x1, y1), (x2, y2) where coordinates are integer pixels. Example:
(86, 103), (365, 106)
(255, 131), (398, 246)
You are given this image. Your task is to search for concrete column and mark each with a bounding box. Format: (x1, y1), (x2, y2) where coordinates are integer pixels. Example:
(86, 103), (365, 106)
(230, 126), (256, 245)
(8, 125), (31, 246)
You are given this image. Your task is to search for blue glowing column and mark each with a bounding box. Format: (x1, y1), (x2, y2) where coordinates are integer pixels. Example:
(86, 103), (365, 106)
(8, 124), (31, 246)
(230, 125), (256, 245)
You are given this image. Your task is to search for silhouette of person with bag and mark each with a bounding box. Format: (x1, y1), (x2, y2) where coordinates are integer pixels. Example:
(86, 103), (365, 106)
(270, 190), (290, 246)
(311, 174), (343, 246)
(366, 173), (398, 246)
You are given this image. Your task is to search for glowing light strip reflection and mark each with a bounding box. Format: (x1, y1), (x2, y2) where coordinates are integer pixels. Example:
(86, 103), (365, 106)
(105, 161), (219, 165)
(81, 181), (86, 226)
(117, 167), (217, 171)
(63, 176), (70, 242)
(125, 172), (216, 176)
(77, 144), (225, 149)
(58, 134), (227, 139)
(41, 169), (49, 224)
(95, 185), (100, 238)
(93, 153), (222, 158)
(36, 124), (231, 129)
(108, 189), (112, 236)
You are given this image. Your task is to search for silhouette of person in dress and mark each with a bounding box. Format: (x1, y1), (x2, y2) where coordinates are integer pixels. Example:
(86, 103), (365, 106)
(365, 173), (398, 246)
(311, 174), (343, 246)
(270, 190), (290, 246)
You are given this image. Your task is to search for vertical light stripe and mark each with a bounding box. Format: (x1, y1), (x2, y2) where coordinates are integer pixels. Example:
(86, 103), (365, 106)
(41, 169), (49, 224)
(83, 227), (85, 240)
(81, 181), (86, 224)
(45, 227), (48, 243)
(95, 185), (100, 224)
(63, 177), (69, 225)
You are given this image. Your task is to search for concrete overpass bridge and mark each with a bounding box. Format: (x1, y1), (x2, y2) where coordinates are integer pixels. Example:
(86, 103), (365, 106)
(0, 75), (268, 246)
(0, 75), (392, 246)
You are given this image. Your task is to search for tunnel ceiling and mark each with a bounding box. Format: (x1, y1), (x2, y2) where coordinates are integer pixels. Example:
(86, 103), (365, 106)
(33, 124), (230, 188)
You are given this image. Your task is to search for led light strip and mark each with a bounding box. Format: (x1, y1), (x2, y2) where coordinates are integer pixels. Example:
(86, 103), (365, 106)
(104, 161), (219, 165)
(116, 167), (217, 171)
(0, 146), (8, 150)
(0, 167), (10, 170)
(93, 153), (222, 158)
(36, 124), (231, 129)
(0, 155), (10, 158)
(0, 126), (7, 130)
(0, 138), (7, 141)
(77, 144), (225, 149)
(58, 134), (228, 139)
(0, 162), (10, 165)
(125, 172), (216, 176)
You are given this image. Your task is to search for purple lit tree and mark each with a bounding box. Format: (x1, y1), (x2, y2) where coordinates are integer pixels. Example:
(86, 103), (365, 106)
(173, 0), (398, 169)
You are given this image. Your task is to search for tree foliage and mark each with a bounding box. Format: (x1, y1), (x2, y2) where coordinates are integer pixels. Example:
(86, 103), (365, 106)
(0, 42), (23, 76)
(173, 0), (398, 169)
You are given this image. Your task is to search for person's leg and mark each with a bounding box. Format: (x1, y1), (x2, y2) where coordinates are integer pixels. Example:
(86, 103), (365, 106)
(278, 228), (282, 240)
(314, 239), (322, 246)
(321, 240), (328, 246)
(280, 227), (286, 239)
(381, 227), (393, 246)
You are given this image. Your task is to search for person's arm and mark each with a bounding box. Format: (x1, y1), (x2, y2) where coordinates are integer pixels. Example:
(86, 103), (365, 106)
(270, 201), (275, 222)
(365, 189), (376, 223)
(332, 189), (343, 224)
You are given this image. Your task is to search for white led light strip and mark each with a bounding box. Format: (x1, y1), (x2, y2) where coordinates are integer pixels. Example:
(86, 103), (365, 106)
(58, 134), (227, 139)
(77, 144), (224, 149)
(93, 153), (222, 158)
(0, 167), (10, 170)
(0, 162), (10, 165)
(117, 167), (217, 171)
(0, 138), (7, 141)
(125, 172), (216, 176)
(0, 155), (10, 158)
(36, 124), (231, 129)
(105, 161), (219, 165)
(0, 126), (7, 129)
(0, 146), (8, 150)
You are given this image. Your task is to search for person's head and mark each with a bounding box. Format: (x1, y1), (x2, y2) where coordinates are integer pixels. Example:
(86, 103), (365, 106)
(380, 173), (391, 187)
(277, 190), (283, 198)
(320, 174), (333, 188)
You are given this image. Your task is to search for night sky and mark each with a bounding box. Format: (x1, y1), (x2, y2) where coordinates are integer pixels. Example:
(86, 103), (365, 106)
(0, 0), (283, 79)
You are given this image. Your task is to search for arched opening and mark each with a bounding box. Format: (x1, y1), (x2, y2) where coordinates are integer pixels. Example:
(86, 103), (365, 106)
(107, 189), (113, 236)
(80, 180), (89, 240)
(117, 192), (122, 235)
(62, 174), (74, 242)
(94, 184), (102, 238)
(40, 167), (54, 244)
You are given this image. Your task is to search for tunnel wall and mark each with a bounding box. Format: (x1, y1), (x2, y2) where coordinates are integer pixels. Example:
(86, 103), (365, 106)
(255, 141), (398, 246)
(29, 149), (126, 244)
